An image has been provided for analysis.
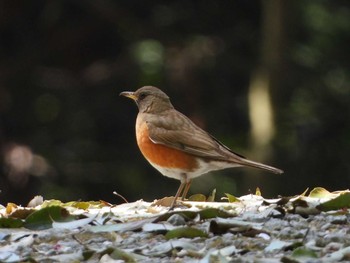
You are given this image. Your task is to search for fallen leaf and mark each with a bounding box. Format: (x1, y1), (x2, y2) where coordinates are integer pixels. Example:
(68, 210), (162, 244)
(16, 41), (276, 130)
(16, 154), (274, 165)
(65, 201), (104, 210)
(153, 197), (175, 207)
(0, 218), (23, 228)
(24, 206), (73, 230)
(8, 207), (35, 220)
(142, 222), (176, 232)
(207, 189), (216, 202)
(41, 199), (64, 208)
(256, 187), (261, 196)
(317, 192), (350, 211)
(223, 193), (241, 203)
(144, 240), (198, 256)
(5, 203), (17, 215)
(209, 217), (263, 235)
(199, 208), (234, 219)
(309, 187), (336, 198)
(291, 246), (318, 259)
(52, 214), (97, 229)
(88, 216), (157, 233)
(109, 247), (137, 262)
(165, 227), (208, 239)
(188, 194), (207, 202)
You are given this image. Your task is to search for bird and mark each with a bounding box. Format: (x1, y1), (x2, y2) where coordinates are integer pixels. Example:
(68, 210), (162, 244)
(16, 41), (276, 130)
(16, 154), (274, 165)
(120, 86), (283, 209)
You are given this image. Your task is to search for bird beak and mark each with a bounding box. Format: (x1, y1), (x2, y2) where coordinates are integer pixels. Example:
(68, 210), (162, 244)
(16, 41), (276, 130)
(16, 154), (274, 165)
(120, 91), (137, 101)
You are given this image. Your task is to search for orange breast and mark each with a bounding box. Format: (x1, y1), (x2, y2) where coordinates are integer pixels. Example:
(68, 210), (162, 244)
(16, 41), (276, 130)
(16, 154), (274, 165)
(136, 122), (198, 171)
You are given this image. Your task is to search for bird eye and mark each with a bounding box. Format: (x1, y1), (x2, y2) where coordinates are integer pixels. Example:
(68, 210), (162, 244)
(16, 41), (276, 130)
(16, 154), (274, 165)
(138, 92), (147, 100)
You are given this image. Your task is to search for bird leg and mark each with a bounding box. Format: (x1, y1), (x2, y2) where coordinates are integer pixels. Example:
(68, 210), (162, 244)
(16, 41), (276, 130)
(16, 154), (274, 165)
(169, 175), (192, 210)
(169, 182), (185, 210)
(181, 180), (192, 200)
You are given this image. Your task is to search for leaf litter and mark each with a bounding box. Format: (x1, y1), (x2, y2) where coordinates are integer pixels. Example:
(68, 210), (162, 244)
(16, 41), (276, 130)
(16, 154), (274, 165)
(0, 187), (350, 262)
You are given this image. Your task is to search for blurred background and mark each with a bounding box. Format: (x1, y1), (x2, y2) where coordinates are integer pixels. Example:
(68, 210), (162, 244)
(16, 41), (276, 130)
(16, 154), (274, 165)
(0, 0), (349, 205)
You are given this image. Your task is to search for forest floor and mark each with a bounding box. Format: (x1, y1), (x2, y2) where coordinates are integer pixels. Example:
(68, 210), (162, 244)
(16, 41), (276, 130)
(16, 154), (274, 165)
(0, 188), (350, 262)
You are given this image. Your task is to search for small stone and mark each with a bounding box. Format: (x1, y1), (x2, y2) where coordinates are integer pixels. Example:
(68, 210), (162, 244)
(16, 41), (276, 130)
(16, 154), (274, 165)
(167, 214), (186, 226)
(329, 215), (347, 225)
(321, 222), (331, 230)
(323, 242), (343, 253)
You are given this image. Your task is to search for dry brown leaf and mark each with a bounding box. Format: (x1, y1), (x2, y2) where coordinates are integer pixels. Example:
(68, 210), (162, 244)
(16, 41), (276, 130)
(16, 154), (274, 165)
(152, 197), (175, 207)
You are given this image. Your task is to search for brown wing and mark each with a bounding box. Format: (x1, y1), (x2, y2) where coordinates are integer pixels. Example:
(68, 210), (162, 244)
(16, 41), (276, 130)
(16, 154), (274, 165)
(146, 110), (284, 174)
(146, 110), (245, 161)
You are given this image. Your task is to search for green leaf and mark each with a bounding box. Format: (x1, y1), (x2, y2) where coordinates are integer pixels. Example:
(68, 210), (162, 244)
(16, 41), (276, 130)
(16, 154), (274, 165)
(199, 208), (234, 219)
(65, 201), (90, 210)
(309, 187), (332, 198)
(317, 192), (350, 211)
(255, 187), (261, 196)
(188, 194), (207, 202)
(41, 199), (64, 207)
(109, 248), (137, 262)
(291, 246), (318, 259)
(165, 227), (208, 240)
(24, 206), (73, 230)
(0, 217), (23, 228)
(224, 193), (240, 203)
(207, 189), (216, 202)
(65, 201), (104, 209)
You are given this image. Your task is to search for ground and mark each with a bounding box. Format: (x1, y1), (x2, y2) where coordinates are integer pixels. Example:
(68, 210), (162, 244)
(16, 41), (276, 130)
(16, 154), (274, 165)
(0, 188), (350, 262)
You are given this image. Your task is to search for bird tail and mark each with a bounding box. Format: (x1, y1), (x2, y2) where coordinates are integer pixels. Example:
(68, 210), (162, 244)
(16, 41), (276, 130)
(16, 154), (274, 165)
(210, 134), (283, 174)
(234, 157), (284, 174)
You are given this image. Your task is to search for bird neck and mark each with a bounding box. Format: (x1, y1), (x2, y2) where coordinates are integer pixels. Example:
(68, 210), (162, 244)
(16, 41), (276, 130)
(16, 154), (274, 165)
(139, 100), (174, 114)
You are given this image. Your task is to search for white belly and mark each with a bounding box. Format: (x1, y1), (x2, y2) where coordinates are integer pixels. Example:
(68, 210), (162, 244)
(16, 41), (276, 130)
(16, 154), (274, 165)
(147, 158), (242, 183)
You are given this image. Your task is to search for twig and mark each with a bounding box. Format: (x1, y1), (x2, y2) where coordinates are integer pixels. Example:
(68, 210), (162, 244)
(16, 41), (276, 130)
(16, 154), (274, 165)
(113, 191), (128, 203)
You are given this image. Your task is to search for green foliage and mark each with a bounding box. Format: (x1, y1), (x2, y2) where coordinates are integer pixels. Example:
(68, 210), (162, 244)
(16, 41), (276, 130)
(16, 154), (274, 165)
(24, 206), (73, 230)
(291, 246), (318, 259)
(165, 227), (208, 240)
(0, 218), (23, 228)
(317, 192), (350, 211)
(224, 193), (241, 203)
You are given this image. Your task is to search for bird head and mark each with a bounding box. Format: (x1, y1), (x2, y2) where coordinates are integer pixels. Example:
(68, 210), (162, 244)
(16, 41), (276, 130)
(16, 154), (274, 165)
(120, 86), (174, 113)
